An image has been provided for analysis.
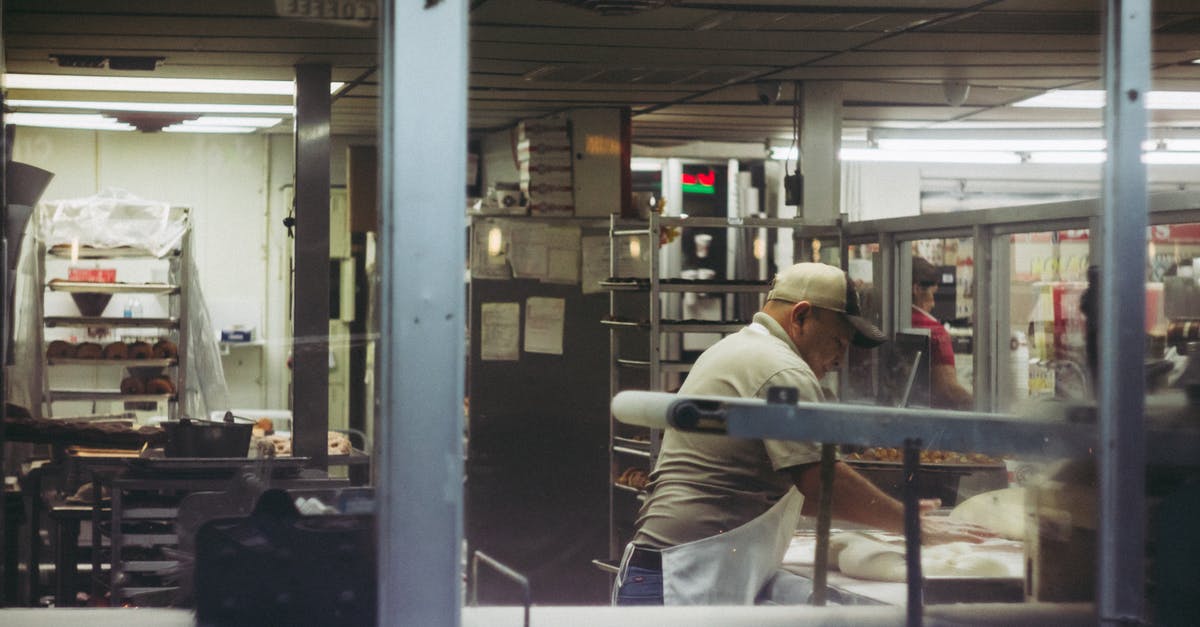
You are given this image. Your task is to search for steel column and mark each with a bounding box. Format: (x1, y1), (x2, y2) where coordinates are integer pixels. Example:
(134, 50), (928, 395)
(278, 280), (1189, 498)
(1098, 0), (1149, 623)
(376, 0), (467, 625)
(292, 63), (332, 470)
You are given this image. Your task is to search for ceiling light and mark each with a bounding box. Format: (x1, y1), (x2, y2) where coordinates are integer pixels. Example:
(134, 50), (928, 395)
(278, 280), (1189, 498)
(180, 116), (283, 128)
(1142, 152), (1200, 165)
(1014, 89), (1200, 110)
(4, 73), (343, 95)
(6, 112), (134, 131)
(1025, 152), (1107, 164)
(876, 138), (1106, 152)
(838, 149), (1022, 164)
(7, 98), (295, 115)
(163, 125), (258, 134)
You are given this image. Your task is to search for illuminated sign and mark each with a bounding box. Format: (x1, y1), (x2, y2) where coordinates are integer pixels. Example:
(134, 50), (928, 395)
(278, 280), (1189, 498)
(682, 169), (715, 195)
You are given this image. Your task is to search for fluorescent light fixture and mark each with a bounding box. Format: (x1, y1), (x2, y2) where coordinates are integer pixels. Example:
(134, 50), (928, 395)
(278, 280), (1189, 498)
(1163, 139), (1200, 151)
(838, 148), (1022, 164)
(770, 147), (797, 161)
(4, 73), (343, 95)
(179, 116), (283, 128)
(631, 158), (664, 172)
(1014, 89), (1200, 110)
(1026, 152), (1107, 164)
(1143, 152), (1200, 165)
(7, 98), (294, 115)
(163, 126), (258, 134)
(6, 112), (134, 131)
(876, 138), (1106, 152)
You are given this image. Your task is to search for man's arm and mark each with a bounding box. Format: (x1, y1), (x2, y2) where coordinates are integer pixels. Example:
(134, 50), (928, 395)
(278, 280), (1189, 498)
(788, 461), (993, 543)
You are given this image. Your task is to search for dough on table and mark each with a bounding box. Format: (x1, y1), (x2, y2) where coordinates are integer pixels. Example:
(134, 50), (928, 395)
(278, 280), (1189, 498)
(828, 532), (1016, 582)
(948, 487), (1026, 540)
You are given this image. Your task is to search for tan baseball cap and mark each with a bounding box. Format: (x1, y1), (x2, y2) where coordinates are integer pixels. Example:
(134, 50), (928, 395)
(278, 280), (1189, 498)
(766, 262), (886, 348)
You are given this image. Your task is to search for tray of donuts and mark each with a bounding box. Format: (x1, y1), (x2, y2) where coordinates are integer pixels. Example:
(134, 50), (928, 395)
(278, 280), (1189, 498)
(46, 338), (179, 366)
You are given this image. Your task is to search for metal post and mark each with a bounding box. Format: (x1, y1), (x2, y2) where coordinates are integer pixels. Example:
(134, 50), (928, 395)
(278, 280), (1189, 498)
(810, 443), (836, 606)
(972, 225), (993, 411)
(1099, 0), (1149, 623)
(902, 438), (923, 627)
(293, 63), (332, 470)
(799, 82), (842, 226)
(376, 0), (467, 625)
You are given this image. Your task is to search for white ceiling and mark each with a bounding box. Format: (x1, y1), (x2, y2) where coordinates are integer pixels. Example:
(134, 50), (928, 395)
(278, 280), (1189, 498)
(3, 0), (1200, 146)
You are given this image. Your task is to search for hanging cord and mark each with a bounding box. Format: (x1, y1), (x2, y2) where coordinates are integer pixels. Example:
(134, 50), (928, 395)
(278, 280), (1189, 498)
(789, 80), (802, 176)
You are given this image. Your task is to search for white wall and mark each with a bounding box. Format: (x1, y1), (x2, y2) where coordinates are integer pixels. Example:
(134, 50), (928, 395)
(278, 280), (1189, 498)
(13, 127), (377, 413)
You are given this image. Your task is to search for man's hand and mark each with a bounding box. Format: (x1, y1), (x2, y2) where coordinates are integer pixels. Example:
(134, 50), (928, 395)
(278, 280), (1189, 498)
(920, 515), (995, 544)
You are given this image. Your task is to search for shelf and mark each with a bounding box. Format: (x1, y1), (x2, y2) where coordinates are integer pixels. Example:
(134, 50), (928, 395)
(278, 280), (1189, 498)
(613, 483), (647, 500)
(601, 278), (770, 293)
(657, 216), (817, 229)
(122, 507), (180, 520)
(117, 586), (180, 599)
(601, 318), (647, 329)
(44, 316), (179, 329)
(48, 358), (176, 367)
(118, 534), (178, 547)
(591, 559), (620, 575)
(48, 245), (169, 259)
(47, 281), (179, 295)
(613, 445), (651, 459)
(615, 358), (691, 373)
(122, 560), (179, 572)
(612, 436), (650, 449)
(48, 390), (175, 403)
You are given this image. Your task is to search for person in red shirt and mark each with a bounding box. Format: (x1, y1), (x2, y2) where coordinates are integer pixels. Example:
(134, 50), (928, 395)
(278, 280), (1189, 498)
(911, 257), (973, 409)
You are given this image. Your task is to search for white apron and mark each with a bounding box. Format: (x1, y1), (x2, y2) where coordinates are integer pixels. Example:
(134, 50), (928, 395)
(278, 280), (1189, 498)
(620, 487), (803, 605)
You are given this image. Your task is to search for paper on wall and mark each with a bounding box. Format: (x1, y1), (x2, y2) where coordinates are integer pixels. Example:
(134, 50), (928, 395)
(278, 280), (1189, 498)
(544, 225), (580, 284)
(524, 297), (565, 355)
(580, 235), (610, 294)
(480, 302), (520, 361)
(508, 223), (548, 279)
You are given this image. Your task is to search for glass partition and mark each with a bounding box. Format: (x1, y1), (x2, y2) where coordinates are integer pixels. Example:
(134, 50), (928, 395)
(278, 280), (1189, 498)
(1002, 229), (1091, 410)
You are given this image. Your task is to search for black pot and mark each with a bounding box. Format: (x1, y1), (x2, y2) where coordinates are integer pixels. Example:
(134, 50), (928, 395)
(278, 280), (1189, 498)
(163, 417), (252, 458)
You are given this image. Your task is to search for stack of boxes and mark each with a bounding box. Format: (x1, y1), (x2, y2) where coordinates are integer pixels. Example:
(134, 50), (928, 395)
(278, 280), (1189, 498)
(517, 117), (574, 216)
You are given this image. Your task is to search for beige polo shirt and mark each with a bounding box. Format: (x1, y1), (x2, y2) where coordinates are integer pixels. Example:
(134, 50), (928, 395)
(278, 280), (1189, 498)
(632, 312), (825, 549)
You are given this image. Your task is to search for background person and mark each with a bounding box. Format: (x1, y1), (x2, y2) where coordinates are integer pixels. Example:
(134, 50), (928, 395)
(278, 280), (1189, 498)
(910, 256), (974, 409)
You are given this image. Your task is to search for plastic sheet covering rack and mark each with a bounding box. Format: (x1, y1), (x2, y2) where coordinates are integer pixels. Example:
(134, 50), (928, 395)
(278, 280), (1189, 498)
(8, 189), (230, 420)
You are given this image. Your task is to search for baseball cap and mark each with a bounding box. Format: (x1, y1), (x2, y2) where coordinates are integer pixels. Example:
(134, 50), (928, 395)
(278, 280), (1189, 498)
(766, 262), (886, 348)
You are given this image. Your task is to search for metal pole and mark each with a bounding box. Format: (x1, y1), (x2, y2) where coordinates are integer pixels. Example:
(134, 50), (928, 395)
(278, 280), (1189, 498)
(902, 438), (923, 627)
(1099, 0), (1149, 623)
(376, 0), (467, 624)
(293, 62), (332, 471)
(810, 443), (836, 606)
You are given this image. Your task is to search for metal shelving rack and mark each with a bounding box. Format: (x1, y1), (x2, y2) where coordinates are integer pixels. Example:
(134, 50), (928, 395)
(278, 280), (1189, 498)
(601, 212), (841, 564)
(31, 220), (192, 419)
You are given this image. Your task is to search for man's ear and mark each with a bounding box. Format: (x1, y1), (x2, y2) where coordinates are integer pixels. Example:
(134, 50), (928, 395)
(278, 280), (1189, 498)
(791, 301), (813, 325)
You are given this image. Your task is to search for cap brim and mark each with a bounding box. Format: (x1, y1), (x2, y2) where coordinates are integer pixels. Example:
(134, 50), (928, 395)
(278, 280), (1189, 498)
(846, 314), (887, 348)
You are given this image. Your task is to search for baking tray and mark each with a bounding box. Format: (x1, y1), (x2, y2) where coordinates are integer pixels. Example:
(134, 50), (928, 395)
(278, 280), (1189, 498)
(845, 459), (1004, 472)
(126, 456), (310, 475)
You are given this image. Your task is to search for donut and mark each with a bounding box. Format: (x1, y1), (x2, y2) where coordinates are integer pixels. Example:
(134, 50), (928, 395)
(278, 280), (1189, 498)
(145, 376), (175, 395)
(119, 377), (145, 395)
(102, 342), (129, 360)
(152, 339), (178, 360)
(127, 341), (154, 360)
(74, 342), (103, 359)
(47, 340), (75, 359)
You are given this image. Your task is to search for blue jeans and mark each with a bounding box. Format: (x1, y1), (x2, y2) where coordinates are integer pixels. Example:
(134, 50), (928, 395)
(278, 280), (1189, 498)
(614, 565), (664, 605)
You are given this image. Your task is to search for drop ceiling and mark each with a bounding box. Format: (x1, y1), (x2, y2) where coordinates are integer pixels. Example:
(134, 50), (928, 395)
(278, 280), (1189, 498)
(3, 0), (1200, 146)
